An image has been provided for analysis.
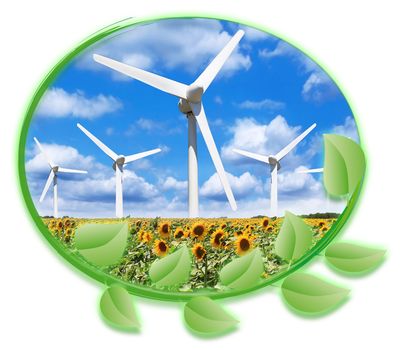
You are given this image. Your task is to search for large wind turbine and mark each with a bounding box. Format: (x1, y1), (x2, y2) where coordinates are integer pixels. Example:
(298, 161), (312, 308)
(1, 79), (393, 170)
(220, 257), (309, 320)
(77, 123), (161, 218)
(34, 137), (87, 218)
(92, 30), (244, 217)
(233, 123), (317, 216)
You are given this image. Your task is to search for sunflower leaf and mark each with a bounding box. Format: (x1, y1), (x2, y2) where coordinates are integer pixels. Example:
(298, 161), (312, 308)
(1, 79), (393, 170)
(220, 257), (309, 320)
(324, 134), (366, 196)
(219, 248), (264, 289)
(325, 242), (386, 273)
(100, 286), (140, 331)
(149, 246), (191, 287)
(281, 272), (350, 314)
(75, 222), (128, 266)
(184, 296), (238, 335)
(274, 211), (313, 262)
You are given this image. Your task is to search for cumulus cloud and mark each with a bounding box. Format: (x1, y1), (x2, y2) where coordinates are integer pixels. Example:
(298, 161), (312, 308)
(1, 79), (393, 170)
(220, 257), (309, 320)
(259, 41), (338, 102)
(26, 141), (161, 217)
(221, 115), (312, 170)
(161, 176), (188, 191)
(237, 98), (285, 110)
(331, 116), (359, 142)
(200, 171), (263, 201)
(77, 19), (251, 79)
(36, 88), (122, 119)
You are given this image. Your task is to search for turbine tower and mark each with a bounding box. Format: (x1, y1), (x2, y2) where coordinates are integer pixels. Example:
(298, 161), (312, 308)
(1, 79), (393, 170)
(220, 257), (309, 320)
(233, 123), (317, 216)
(34, 137), (87, 218)
(77, 123), (161, 218)
(92, 30), (245, 217)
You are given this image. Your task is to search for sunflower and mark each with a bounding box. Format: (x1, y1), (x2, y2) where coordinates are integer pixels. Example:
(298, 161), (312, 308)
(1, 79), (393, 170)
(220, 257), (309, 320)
(191, 222), (206, 240)
(235, 235), (253, 255)
(210, 229), (226, 248)
(142, 231), (153, 244)
(154, 239), (169, 257)
(174, 227), (187, 240)
(192, 243), (206, 261)
(261, 217), (270, 228)
(137, 230), (144, 242)
(266, 225), (274, 233)
(234, 230), (244, 237)
(158, 221), (171, 239)
(220, 223), (227, 230)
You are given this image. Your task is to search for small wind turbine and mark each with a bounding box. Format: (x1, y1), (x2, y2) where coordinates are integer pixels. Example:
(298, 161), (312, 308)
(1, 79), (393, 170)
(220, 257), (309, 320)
(233, 123), (317, 216)
(34, 137), (87, 218)
(92, 30), (245, 217)
(77, 123), (161, 218)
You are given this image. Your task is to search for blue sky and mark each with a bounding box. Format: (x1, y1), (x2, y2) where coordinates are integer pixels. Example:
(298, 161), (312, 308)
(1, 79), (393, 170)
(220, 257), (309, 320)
(25, 18), (359, 218)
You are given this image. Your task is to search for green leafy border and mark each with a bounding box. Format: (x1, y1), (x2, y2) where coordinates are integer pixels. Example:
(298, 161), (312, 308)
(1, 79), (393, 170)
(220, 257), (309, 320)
(17, 14), (366, 302)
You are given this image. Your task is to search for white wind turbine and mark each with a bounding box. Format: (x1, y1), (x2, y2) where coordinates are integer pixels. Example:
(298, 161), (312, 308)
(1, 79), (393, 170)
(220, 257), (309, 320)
(92, 30), (245, 217)
(233, 123), (317, 216)
(77, 123), (161, 218)
(34, 137), (87, 218)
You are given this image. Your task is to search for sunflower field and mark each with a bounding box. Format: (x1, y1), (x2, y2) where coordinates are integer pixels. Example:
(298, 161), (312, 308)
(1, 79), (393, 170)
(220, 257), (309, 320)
(43, 216), (335, 292)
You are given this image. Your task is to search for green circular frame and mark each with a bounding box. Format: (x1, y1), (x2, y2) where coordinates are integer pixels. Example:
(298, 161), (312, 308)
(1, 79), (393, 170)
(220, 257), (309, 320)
(18, 15), (364, 302)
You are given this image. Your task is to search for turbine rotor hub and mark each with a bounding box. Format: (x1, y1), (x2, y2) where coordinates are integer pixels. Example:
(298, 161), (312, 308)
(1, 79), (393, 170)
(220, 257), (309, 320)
(113, 156), (125, 170)
(186, 85), (204, 103)
(52, 166), (59, 173)
(268, 156), (281, 171)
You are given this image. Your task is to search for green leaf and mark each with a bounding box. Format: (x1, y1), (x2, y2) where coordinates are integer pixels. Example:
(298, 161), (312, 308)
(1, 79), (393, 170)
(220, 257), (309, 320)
(281, 272), (350, 314)
(100, 286), (140, 331)
(219, 248), (264, 289)
(324, 134), (366, 196)
(325, 242), (386, 273)
(149, 246), (191, 287)
(184, 296), (238, 335)
(274, 211), (313, 262)
(75, 222), (128, 266)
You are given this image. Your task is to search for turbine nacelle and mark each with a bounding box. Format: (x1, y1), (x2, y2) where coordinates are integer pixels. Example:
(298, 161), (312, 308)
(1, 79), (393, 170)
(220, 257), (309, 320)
(52, 165), (59, 173)
(268, 156), (281, 171)
(112, 156), (125, 170)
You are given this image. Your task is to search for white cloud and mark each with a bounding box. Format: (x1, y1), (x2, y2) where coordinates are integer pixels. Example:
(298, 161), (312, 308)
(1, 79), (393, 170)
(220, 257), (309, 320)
(26, 143), (96, 174)
(26, 142), (161, 217)
(36, 88), (122, 119)
(331, 116), (359, 142)
(77, 19), (251, 79)
(237, 98), (285, 110)
(161, 176), (188, 191)
(214, 96), (223, 105)
(221, 115), (310, 170)
(200, 171), (263, 200)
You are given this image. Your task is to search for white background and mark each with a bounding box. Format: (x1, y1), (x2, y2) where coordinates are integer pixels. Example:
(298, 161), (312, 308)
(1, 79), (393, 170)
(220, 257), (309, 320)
(1, 1), (402, 349)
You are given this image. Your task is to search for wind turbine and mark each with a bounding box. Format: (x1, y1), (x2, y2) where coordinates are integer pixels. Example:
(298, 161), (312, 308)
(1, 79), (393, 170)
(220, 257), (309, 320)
(92, 30), (245, 217)
(34, 137), (87, 218)
(233, 123), (317, 216)
(77, 123), (161, 218)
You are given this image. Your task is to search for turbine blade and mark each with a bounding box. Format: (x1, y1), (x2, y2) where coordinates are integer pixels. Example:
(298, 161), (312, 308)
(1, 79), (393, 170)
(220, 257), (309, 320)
(190, 102), (237, 211)
(58, 167), (88, 174)
(124, 148), (161, 164)
(77, 123), (118, 161)
(270, 165), (278, 217)
(39, 171), (55, 202)
(115, 165), (123, 218)
(93, 54), (188, 99)
(193, 30), (245, 91)
(297, 167), (323, 174)
(233, 148), (269, 164)
(274, 123), (316, 161)
(34, 137), (55, 168)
